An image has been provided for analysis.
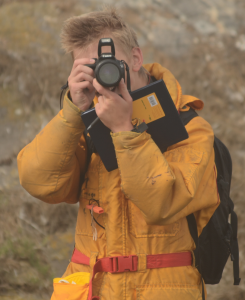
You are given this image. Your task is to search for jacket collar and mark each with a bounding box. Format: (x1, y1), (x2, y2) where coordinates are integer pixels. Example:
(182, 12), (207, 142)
(144, 63), (204, 111)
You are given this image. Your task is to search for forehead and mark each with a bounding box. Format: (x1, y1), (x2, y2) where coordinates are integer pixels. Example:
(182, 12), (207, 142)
(73, 38), (130, 60)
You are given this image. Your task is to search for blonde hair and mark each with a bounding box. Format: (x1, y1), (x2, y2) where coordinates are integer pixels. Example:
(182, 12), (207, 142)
(61, 7), (147, 77)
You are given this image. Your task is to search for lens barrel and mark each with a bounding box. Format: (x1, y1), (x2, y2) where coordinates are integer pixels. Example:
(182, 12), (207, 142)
(96, 60), (121, 87)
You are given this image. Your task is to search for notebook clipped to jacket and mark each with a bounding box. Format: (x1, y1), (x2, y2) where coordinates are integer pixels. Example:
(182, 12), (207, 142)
(81, 79), (188, 172)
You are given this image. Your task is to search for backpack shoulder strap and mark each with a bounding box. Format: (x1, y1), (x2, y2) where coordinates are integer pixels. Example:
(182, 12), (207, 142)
(179, 107), (198, 126)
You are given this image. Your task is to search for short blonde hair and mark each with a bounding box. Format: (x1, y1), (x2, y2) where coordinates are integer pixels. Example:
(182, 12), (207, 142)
(61, 7), (139, 54)
(61, 7), (147, 77)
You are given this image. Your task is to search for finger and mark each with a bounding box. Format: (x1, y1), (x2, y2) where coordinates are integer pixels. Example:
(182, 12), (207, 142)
(83, 81), (95, 93)
(69, 81), (95, 93)
(97, 94), (105, 105)
(71, 64), (94, 78)
(119, 79), (132, 102)
(72, 58), (95, 71)
(72, 72), (94, 84)
(94, 102), (102, 118)
(93, 79), (112, 98)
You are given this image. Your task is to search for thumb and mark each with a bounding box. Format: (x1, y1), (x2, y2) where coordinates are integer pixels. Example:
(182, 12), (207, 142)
(119, 79), (132, 102)
(94, 102), (101, 117)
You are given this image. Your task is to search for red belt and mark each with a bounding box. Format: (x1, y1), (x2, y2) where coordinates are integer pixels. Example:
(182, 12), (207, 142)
(71, 249), (192, 300)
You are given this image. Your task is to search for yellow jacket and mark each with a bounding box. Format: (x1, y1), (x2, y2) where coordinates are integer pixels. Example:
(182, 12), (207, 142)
(17, 63), (219, 300)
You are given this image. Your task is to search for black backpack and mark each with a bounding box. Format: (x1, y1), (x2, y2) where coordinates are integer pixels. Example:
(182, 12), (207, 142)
(180, 108), (240, 298)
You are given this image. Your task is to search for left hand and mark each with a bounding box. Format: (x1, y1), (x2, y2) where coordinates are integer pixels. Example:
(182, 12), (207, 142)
(93, 78), (134, 133)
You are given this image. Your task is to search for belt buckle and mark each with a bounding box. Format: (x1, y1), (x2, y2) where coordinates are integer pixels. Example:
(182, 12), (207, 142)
(110, 255), (138, 273)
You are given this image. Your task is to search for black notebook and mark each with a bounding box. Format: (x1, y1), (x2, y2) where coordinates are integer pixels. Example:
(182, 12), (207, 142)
(81, 79), (188, 172)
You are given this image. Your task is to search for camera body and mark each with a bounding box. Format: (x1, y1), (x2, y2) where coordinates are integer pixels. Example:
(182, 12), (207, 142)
(85, 38), (125, 88)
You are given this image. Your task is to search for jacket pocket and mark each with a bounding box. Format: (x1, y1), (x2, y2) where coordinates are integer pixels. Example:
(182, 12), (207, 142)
(136, 284), (202, 300)
(128, 201), (180, 237)
(51, 272), (90, 300)
(76, 199), (106, 239)
(164, 148), (204, 189)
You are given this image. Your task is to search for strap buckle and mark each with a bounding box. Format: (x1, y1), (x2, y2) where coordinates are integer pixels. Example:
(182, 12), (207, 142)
(110, 255), (138, 273)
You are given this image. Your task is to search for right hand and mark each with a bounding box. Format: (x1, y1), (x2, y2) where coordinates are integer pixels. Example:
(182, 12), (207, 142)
(68, 58), (96, 111)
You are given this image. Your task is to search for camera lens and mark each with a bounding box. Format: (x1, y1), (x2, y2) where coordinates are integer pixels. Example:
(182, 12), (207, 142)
(98, 63), (120, 86)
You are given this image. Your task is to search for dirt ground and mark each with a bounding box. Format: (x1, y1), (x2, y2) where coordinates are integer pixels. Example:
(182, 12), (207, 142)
(0, 0), (244, 299)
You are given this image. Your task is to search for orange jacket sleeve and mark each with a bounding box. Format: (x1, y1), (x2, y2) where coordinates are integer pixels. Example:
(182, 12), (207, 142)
(17, 95), (87, 204)
(111, 115), (219, 234)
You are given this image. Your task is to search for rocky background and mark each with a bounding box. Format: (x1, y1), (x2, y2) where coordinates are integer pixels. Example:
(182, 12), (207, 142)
(0, 0), (244, 299)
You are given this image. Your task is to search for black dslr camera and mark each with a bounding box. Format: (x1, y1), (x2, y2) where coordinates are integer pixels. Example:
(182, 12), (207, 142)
(85, 38), (131, 91)
(60, 38), (131, 109)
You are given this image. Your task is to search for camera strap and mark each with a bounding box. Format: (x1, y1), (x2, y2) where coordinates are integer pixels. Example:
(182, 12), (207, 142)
(121, 60), (131, 92)
(60, 81), (68, 109)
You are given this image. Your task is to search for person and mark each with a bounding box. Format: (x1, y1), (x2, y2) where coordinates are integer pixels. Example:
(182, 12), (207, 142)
(17, 7), (220, 300)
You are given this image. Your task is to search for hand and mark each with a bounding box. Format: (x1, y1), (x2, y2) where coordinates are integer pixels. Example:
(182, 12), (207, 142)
(68, 58), (96, 111)
(93, 79), (134, 133)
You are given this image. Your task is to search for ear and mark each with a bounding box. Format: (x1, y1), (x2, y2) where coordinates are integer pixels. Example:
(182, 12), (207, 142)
(131, 47), (143, 72)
